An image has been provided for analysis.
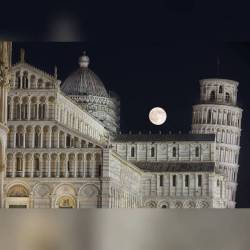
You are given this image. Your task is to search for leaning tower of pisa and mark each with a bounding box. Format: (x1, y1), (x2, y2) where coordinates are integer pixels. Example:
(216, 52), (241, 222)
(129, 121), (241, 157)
(191, 78), (243, 208)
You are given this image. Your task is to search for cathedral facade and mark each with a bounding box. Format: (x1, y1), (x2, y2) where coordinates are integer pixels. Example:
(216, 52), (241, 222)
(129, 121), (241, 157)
(0, 42), (242, 208)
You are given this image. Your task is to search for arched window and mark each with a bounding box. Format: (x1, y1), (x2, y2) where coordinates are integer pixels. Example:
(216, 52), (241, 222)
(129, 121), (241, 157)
(21, 103), (28, 120)
(222, 130), (225, 143)
(16, 157), (22, 172)
(31, 103), (37, 120)
(34, 157), (40, 171)
(172, 147), (177, 157)
(66, 135), (71, 148)
(210, 91), (215, 101)
(16, 103), (21, 120)
(39, 103), (46, 119)
(16, 132), (23, 148)
(7, 102), (11, 120)
(159, 175), (164, 187)
(225, 92), (230, 102)
(185, 175), (189, 187)
(207, 110), (212, 123)
(34, 132), (40, 148)
(131, 147), (135, 157)
(219, 85), (223, 93)
(198, 174), (202, 187)
(195, 146), (200, 157)
(81, 140), (85, 148)
(22, 72), (28, 89)
(151, 147), (155, 157)
(16, 72), (21, 89)
(172, 175), (176, 187)
(67, 161), (70, 172)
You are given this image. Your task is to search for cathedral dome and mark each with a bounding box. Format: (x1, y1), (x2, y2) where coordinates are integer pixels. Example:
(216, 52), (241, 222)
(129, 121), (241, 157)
(61, 52), (109, 97)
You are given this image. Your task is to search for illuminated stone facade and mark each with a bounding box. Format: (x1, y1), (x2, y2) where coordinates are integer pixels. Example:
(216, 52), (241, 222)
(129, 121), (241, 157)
(0, 43), (241, 208)
(192, 79), (242, 208)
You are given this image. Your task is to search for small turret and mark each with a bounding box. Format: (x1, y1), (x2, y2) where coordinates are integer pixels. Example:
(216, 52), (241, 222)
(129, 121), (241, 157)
(79, 51), (90, 68)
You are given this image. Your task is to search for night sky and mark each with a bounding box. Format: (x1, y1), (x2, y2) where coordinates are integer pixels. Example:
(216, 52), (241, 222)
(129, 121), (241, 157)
(3, 0), (250, 207)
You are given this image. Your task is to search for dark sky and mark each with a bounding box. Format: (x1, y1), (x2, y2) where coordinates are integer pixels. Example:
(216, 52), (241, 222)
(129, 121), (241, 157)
(3, 0), (250, 207)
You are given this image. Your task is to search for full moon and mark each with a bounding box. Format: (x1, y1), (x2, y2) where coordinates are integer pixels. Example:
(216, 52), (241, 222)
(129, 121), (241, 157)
(149, 107), (167, 125)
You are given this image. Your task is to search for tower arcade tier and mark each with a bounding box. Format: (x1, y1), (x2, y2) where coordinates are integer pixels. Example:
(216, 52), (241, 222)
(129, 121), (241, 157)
(191, 78), (243, 208)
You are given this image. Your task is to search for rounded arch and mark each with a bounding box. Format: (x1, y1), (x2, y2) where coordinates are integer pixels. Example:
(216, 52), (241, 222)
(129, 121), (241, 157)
(157, 200), (170, 208)
(30, 74), (36, 88)
(33, 183), (51, 198)
(144, 200), (157, 208)
(55, 195), (76, 208)
(37, 78), (44, 88)
(53, 183), (76, 196)
(174, 201), (183, 208)
(184, 200), (196, 208)
(78, 183), (100, 197)
(7, 184), (29, 197)
(78, 184), (100, 208)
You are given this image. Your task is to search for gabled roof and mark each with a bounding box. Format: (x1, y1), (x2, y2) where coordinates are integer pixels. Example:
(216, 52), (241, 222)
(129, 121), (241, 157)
(12, 62), (55, 81)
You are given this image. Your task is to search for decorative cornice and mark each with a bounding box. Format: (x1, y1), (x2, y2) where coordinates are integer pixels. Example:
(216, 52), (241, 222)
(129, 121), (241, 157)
(200, 78), (239, 87)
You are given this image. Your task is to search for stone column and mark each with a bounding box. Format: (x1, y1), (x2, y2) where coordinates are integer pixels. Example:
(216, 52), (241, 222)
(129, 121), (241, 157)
(65, 155), (69, 177)
(13, 127), (16, 148)
(36, 103), (39, 120)
(0, 86), (2, 123)
(31, 155), (34, 177)
(20, 71), (23, 89)
(27, 98), (31, 120)
(12, 157), (16, 178)
(48, 127), (52, 148)
(9, 97), (13, 120)
(23, 129), (26, 148)
(45, 100), (48, 120)
(74, 154), (77, 178)
(40, 129), (43, 148)
(22, 155), (25, 177)
(39, 155), (42, 178)
(31, 128), (35, 148)
(83, 154), (85, 177)
(56, 156), (60, 177)
(57, 131), (60, 148)
(92, 157), (95, 177)
(64, 133), (67, 148)
(48, 155), (51, 178)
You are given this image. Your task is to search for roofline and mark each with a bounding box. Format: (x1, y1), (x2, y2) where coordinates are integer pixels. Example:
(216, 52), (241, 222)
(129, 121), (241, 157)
(199, 78), (239, 87)
(113, 133), (216, 142)
(12, 62), (55, 80)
